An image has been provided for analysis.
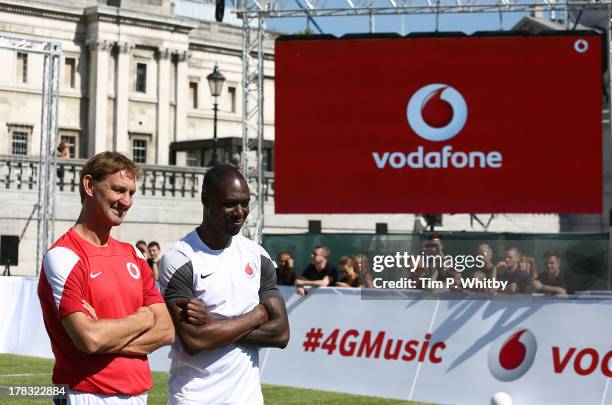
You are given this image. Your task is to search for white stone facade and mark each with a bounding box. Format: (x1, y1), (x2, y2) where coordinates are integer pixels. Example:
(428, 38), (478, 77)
(0, 0), (275, 165)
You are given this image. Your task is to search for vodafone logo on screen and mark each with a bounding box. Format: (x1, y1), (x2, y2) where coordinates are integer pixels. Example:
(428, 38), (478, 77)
(488, 329), (538, 382)
(406, 84), (467, 142)
(371, 83), (503, 170)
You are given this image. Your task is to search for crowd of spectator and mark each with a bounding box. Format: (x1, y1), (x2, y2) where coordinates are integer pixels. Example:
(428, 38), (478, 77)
(275, 236), (573, 297)
(134, 236), (575, 297)
(275, 244), (374, 296)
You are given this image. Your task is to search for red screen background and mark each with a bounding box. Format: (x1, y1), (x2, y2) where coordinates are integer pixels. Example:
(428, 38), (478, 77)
(274, 34), (603, 214)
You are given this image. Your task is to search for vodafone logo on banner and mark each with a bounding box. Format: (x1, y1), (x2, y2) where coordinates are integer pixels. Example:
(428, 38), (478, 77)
(371, 83), (503, 170)
(406, 84), (467, 142)
(487, 329), (537, 382)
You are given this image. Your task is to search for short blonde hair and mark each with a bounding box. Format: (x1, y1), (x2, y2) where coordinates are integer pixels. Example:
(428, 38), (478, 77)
(79, 152), (139, 203)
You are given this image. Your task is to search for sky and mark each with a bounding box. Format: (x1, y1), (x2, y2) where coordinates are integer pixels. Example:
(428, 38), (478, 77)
(264, 12), (533, 36)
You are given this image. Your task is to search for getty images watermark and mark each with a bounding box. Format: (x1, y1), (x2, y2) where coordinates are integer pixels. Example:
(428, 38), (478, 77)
(370, 251), (507, 291)
(359, 236), (609, 300)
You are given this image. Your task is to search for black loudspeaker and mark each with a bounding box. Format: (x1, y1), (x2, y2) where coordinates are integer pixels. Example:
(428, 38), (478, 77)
(0, 235), (19, 266)
(376, 223), (388, 234)
(215, 0), (225, 22)
(308, 220), (322, 234)
(423, 214), (443, 227)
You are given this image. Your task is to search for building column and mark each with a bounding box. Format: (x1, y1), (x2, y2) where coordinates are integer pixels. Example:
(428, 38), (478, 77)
(156, 48), (171, 165)
(114, 42), (133, 155)
(174, 50), (189, 148)
(87, 39), (112, 156)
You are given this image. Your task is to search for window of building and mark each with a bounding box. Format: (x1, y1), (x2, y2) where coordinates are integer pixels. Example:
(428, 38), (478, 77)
(170, 137), (274, 170)
(59, 130), (79, 158)
(11, 131), (28, 155)
(7, 124), (32, 156)
(16, 52), (27, 84)
(132, 138), (147, 163)
(136, 63), (147, 93)
(186, 150), (201, 167)
(64, 57), (76, 89)
(189, 82), (198, 109)
(228, 86), (236, 113)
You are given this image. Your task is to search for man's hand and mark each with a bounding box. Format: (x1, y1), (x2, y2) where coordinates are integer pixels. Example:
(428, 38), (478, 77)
(82, 300), (98, 321)
(135, 306), (155, 330)
(117, 303), (174, 355)
(238, 297), (289, 349)
(176, 298), (215, 325)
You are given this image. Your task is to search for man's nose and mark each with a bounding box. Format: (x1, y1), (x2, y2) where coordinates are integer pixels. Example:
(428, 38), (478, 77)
(118, 192), (132, 207)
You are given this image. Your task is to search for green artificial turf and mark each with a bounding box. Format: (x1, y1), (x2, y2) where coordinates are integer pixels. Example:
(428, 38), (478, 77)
(0, 353), (434, 404)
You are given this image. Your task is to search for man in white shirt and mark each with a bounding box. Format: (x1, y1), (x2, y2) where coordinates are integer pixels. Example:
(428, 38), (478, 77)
(159, 164), (289, 404)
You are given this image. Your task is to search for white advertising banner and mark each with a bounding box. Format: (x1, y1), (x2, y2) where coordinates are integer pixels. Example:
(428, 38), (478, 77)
(2, 278), (612, 404)
(261, 287), (612, 405)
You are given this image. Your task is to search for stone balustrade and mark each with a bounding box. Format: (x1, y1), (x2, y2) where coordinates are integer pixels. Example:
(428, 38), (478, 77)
(0, 155), (275, 200)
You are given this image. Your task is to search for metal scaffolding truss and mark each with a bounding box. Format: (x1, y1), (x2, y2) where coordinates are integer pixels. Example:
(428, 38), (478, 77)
(236, 0), (612, 17)
(236, 0), (612, 241)
(239, 8), (266, 242)
(0, 35), (61, 273)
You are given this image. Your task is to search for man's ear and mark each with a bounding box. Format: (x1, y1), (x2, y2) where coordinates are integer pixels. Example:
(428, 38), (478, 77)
(82, 175), (96, 199)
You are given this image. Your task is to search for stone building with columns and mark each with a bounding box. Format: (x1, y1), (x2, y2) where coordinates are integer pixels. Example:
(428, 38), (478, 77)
(0, 0), (566, 251)
(0, 0), (275, 167)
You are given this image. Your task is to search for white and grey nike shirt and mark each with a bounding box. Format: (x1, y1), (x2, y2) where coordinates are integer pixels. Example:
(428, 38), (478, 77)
(158, 230), (281, 405)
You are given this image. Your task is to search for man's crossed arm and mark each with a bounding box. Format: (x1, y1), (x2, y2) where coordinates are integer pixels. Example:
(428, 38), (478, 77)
(169, 296), (289, 356)
(61, 301), (175, 355)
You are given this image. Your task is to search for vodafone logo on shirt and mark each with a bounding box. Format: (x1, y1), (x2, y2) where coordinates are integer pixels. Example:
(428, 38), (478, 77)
(244, 263), (256, 279)
(488, 329), (538, 382)
(126, 262), (140, 279)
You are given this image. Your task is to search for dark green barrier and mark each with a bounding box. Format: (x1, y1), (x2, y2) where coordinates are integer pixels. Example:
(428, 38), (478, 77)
(263, 232), (610, 293)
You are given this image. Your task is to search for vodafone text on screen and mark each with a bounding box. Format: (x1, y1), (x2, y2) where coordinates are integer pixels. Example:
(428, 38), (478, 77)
(372, 146), (503, 169)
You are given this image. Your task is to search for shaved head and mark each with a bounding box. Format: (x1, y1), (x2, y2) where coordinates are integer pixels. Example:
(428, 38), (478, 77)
(202, 164), (247, 203)
(199, 165), (250, 241)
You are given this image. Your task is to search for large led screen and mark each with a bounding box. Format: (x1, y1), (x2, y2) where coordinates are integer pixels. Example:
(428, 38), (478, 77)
(274, 33), (603, 214)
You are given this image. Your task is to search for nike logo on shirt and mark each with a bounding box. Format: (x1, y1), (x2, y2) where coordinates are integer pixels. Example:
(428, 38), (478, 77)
(200, 273), (212, 279)
(90, 272), (102, 279)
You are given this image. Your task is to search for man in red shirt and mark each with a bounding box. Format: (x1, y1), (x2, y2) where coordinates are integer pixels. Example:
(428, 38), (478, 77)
(38, 152), (174, 404)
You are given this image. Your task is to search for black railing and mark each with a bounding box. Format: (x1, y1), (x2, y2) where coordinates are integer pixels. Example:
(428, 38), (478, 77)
(0, 155), (275, 200)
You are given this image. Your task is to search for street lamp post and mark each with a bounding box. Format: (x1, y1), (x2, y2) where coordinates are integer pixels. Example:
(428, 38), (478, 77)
(206, 64), (226, 166)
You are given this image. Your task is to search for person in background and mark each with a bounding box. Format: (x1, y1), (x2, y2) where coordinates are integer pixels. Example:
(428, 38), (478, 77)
(336, 256), (365, 288)
(476, 243), (497, 279)
(56, 139), (71, 185)
(533, 250), (567, 295)
(496, 246), (532, 294)
(520, 254), (539, 281)
(57, 139), (70, 159)
(295, 244), (338, 296)
(230, 153), (241, 169)
(463, 243), (498, 293)
(276, 251), (297, 286)
(136, 240), (148, 259)
(355, 254), (373, 288)
(147, 241), (161, 281)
